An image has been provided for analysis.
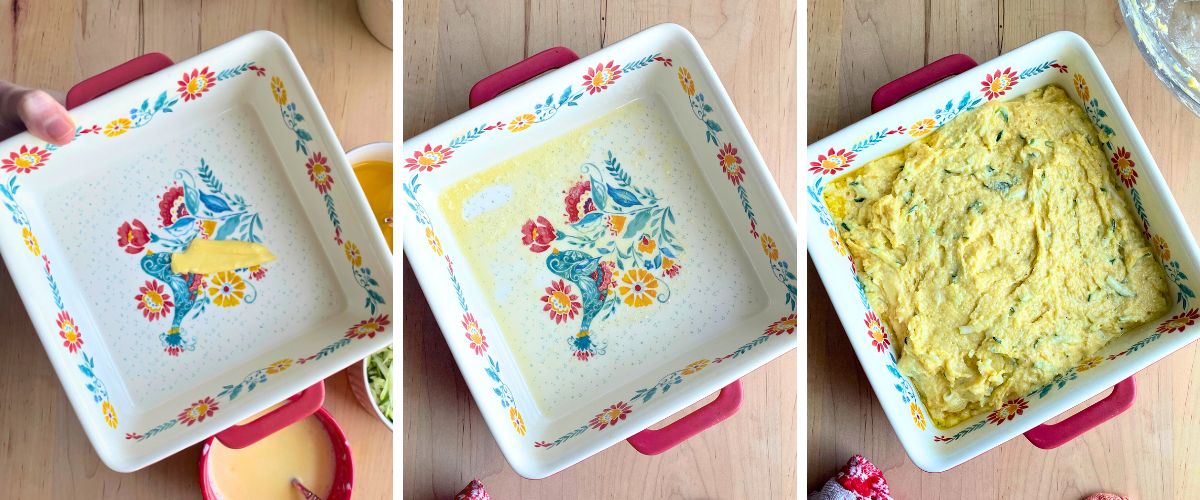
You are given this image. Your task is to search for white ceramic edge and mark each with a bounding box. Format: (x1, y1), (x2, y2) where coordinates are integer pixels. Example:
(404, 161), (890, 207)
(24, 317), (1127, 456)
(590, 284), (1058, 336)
(401, 22), (796, 479)
(807, 30), (1200, 473)
(0, 30), (395, 472)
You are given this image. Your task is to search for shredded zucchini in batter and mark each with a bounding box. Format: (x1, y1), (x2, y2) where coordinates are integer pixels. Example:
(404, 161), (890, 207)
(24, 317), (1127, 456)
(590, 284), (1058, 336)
(826, 85), (1169, 428)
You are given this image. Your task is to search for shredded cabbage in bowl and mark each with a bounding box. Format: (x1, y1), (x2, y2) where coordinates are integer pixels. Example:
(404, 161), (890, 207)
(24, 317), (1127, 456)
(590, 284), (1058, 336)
(367, 346), (392, 422)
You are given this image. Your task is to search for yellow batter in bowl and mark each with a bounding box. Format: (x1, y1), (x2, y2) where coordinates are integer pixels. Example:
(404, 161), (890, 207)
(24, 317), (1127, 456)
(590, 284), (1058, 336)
(826, 85), (1169, 428)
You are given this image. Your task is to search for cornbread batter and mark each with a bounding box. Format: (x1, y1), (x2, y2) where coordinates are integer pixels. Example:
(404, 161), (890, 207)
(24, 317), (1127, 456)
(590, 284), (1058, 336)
(826, 85), (1169, 428)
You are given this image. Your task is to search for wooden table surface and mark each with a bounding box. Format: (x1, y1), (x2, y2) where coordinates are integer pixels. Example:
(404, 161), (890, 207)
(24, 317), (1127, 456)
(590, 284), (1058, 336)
(808, 1), (1200, 498)
(403, 1), (796, 498)
(0, 1), (393, 498)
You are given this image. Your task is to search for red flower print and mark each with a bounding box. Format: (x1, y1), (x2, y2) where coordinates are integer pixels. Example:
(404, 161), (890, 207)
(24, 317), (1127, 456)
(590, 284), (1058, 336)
(177, 67), (216, 102)
(534, 441), (553, 448)
(582, 61), (622, 94)
(249, 266), (268, 281)
(186, 273), (206, 299)
(1051, 63), (1069, 73)
(590, 260), (617, 293)
(588, 401), (632, 430)
(136, 280), (174, 321)
(717, 143), (745, 185)
(654, 56), (673, 67)
(306, 151), (335, 193)
(158, 185), (190, 228)
(542, 279), (582, 323)
(521, 216), (557, 253)
(563, 179), (596, 223)
(57, 311), (83, 353)
(981, 67), (1019, 100)
(808, 148), (856, 175)
(79, 125), (102, 135)
(345, 314), (391, 339)
(462, 313), (488, 355)
(1157, 309), (1200, 333)
(125, 432), (143, 440)
(117, 219), (151, 254)
(249, 64), (266, 76)
(2, 145), (51, 173)
(934, 435), (953, 442)
(986, 398), (1029, 425)
(661, 257), (681, 278)
(404, 144), (453, 172)
(1111, 147), (1138, 188)
(178, 397), (219, 426)
(765, 313), (796, 336)
(865, 311), (889, 352)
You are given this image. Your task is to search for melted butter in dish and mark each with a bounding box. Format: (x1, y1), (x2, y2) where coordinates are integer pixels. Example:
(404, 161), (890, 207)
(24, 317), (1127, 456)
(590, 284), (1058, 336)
(825, 85), (1169, 428)
(437, 97), (766, 417)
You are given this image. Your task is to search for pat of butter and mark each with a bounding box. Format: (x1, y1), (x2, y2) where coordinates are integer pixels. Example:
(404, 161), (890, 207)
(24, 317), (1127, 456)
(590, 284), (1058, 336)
(170, 239), (276, 275)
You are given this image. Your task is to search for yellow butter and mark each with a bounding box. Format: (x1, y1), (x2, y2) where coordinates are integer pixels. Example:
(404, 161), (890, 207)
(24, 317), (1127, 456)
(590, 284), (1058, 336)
(170, 239), (276, 275)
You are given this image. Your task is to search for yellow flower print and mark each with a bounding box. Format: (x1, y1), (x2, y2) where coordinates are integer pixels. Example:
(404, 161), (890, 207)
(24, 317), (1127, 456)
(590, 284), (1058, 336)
(678, 67), (696, 97)
(828, 228), (845, 256)
(681, 359), (710, 375)
(265, 358), (293, 374)
(910, 402), (926, 430)
(618, 268), (659, 307)
(425, 227), (443, 256)
(1073, 74), (1090, 102)
(207, 271), (247, 308)
(271, 76), (288, 105)
(508, 113), (536, 132)
(104, 118), (133, 137)
(344, 241), (363, 267)
(908, 118), (936, 137)
(21, 227), (39, 256)
(510, 406), (526, 436)
(636, 234), (656, 254)
(1151, 234), (1170, 262)
(761, 234), (779, 261)
(607, 215), (627, 235)
(102, 401), (118, 429)
(1076, 356), (1103, 372)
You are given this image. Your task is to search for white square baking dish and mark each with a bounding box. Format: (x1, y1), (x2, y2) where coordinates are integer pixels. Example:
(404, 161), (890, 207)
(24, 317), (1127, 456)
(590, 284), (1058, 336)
(808, 31), (1200, 472)
(0, 31), (392, 472)
(402, 23), (796, 478)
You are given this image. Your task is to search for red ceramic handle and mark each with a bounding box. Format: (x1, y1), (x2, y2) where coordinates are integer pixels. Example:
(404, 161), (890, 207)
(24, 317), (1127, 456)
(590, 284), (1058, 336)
(468, 46), (579, 109)
(871, 54), (978, 113)
(66, 52), (173, 110)
(626, 380), (742, 455)
(214, 381), (326, 449)
(1023, 377), (1135, 449)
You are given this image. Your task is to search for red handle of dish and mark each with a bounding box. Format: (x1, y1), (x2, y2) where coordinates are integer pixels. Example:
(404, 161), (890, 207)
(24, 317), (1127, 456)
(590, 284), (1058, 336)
(626, 380), (743, 455)
(468, 46), (579, 109)
(214, 381), (326, 449)
(870, 54), (978, 113)
(65, 52), (174, 110)
(1023, 377), (1135, 449)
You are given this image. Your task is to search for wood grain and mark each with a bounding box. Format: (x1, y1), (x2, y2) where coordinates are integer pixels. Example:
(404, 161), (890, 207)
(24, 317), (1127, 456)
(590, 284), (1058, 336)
(808, 1), (1200, 498)
(0, 1), (392, 498)
(402, 1), (797, 498)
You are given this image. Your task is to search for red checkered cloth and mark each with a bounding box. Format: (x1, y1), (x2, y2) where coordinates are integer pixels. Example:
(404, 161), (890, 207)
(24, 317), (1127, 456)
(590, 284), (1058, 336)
(810, 455), (893, 500)
(456, 479), (490, 500)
